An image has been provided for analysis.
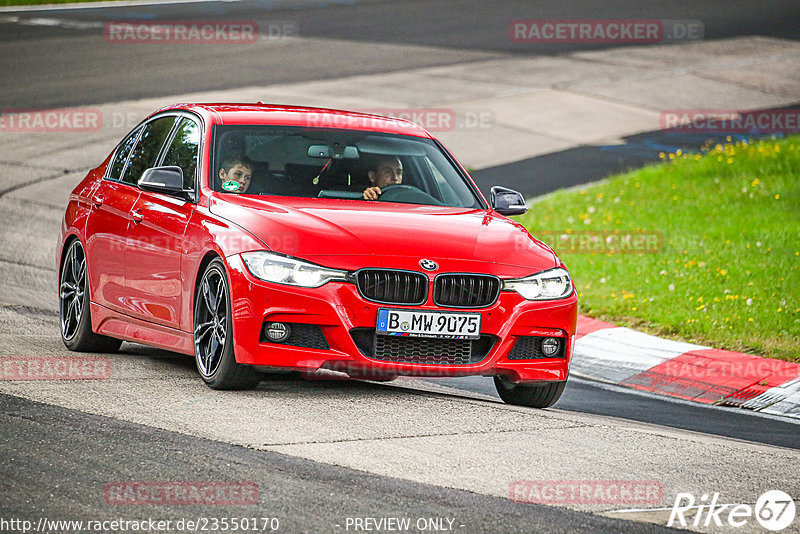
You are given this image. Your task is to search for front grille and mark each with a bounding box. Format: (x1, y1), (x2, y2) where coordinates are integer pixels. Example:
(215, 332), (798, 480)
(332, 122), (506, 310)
(350, 328), (495, 365)
(355, 269), (427, 305)
(433, 274), (500, 308)
(507, 336), (566, 359)
(260, 323), (329, 349)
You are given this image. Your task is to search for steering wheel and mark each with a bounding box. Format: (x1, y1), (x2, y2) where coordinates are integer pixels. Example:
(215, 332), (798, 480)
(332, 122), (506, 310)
(377, 184), (444, 206)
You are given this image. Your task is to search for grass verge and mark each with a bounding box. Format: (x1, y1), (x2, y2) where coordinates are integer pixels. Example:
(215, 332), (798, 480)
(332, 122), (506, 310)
(517, 136), (799, 362)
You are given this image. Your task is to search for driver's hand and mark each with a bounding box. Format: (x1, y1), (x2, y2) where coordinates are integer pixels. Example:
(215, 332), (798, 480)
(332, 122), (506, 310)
(363, 186), (381, 200)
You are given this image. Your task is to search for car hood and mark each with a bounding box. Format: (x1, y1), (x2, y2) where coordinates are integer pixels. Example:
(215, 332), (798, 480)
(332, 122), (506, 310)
(210, 195), (558, 274)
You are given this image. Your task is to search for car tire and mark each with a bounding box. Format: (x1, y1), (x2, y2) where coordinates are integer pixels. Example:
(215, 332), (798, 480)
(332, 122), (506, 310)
(59, 239), (123, 353)
(493, 375), (566, 408)
(194, 259), (262, 390)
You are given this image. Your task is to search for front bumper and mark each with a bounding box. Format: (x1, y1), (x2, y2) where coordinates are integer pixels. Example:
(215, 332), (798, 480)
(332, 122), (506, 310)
(226, 255), (577, 383)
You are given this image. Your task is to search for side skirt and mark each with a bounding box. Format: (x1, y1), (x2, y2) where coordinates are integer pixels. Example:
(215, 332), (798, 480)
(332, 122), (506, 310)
(91, 302), (194, 356)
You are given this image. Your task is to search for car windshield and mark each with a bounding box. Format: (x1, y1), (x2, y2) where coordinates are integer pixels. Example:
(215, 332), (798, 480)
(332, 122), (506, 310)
(210, 125), (482, 208)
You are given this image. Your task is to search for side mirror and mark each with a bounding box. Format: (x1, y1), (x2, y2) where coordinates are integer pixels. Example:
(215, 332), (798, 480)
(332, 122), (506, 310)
(490, 186), (527, 216)
(138, 166), (191, 200)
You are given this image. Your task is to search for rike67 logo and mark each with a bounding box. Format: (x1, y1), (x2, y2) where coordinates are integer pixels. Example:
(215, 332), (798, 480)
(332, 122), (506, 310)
(668, 490), (796, 531)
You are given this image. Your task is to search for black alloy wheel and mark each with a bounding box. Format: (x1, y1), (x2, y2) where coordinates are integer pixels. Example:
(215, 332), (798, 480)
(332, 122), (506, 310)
(59, 239), (122, 352)
(194, 259), (261, 390)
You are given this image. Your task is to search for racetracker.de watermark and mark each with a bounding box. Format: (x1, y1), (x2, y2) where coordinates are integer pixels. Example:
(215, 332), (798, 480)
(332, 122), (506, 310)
(104, 20), (298, 44)
(307, 108), (494, 132)
(0, 108), (102, 132)
(509, 480), (663, 505)
(533, 231), (664, 254)
(1, 357), (111, 380)
(655, 358), (797, 382)
(661, 109), (800, 134)
(510, 19), (703, 43)
(104, 482), (259, 506)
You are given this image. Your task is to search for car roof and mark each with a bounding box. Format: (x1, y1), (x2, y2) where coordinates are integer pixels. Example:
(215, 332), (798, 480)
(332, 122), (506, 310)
(154, 103), (434, 138)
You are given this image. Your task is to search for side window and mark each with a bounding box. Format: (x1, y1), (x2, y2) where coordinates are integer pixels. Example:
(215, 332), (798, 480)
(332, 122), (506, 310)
(162, 118), (201, 189)
(121, 116), (176, 185)
(108, 126), (142, 181)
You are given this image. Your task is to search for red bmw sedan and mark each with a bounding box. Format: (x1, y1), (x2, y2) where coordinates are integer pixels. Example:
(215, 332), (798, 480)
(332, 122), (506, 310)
(58, 103), (577, 408)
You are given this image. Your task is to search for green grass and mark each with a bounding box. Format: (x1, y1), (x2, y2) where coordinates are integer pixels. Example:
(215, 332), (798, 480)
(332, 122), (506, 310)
(516, 136), (800, 362)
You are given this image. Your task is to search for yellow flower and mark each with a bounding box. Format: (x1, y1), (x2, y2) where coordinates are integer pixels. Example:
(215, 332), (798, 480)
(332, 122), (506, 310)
(751, 178), (759, 186)
(775, 194), (780, 200)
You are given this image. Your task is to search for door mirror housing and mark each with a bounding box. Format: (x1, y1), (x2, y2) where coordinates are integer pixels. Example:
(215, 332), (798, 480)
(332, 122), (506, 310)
(138, 166), (192, 200)
(491, 186), (527, 216)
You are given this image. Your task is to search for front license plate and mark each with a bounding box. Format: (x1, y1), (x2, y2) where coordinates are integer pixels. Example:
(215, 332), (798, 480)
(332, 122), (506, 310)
(376, 309), (481, 340)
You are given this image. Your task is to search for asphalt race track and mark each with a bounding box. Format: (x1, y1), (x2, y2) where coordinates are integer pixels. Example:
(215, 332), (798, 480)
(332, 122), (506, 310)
(2, 0), (800, 109)
(2, 394), (672, 533)
(1, 1), (799, 532)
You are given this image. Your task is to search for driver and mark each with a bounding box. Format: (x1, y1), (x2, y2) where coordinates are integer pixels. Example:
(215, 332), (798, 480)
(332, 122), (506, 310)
(362, 156), (403, 200)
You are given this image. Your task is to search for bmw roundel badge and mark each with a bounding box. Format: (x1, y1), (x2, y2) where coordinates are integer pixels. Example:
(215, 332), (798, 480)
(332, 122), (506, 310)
(419, 259), (438, 271)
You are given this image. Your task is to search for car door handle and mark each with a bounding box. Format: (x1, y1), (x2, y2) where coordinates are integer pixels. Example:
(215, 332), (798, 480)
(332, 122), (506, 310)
(91, 195), (104, 207)
(130, 210), (144, 224)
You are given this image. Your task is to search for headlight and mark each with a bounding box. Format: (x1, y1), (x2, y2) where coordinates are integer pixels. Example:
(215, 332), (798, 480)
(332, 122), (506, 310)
(503, 267), (573, 300)
(241, 251), (348, 288)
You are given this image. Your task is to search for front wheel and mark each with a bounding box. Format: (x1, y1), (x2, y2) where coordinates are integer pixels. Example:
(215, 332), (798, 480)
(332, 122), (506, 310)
(494, 375), (566, 408)
(194, 259), (262, 390)
(59, 239), (122, 353)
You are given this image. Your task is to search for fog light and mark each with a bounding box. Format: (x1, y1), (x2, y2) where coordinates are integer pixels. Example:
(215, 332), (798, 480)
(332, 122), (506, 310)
(541, 337), (560, 356)
(265, 322), (291, 343)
